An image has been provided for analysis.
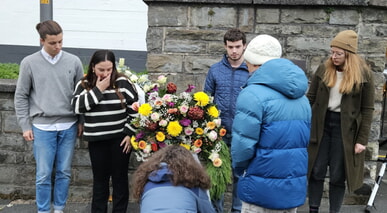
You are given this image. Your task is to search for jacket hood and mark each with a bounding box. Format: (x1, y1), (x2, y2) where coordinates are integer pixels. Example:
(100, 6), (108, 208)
(148, 162), (172, 183)
(247, 58), (308, 99)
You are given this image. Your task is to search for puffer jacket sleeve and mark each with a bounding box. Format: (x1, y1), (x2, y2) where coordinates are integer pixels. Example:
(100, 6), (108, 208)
(231, 88), (262, 175)
(204, 67), (215, 96)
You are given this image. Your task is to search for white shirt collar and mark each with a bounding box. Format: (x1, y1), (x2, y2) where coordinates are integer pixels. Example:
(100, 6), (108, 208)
(41, 48), (63, 64)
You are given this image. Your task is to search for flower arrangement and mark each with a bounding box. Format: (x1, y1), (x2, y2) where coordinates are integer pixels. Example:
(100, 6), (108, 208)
(118, 60), (232, 199)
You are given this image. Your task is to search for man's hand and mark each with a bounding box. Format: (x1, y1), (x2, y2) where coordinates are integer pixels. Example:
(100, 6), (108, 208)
(77, 123), (84, 137)
(23, 130), (34, 141)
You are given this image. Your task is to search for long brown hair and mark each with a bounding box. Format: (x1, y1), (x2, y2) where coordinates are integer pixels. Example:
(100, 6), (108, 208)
(82, 50), (128, 108)
(132, 145), (211, 202)
(323, 50), (371, 94)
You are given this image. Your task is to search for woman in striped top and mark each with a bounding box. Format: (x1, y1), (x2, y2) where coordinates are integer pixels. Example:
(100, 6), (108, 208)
(72, 50), (138, 213)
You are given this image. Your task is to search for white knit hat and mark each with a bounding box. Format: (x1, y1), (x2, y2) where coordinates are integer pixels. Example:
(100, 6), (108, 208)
(243, 34), (282, 65)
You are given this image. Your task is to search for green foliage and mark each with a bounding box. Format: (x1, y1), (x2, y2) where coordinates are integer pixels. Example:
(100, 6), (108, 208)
(324, 7), (335, 14)
(206, 140), (232, 200)
(208, 9), (215, 16)
(0, 63), (20, 79)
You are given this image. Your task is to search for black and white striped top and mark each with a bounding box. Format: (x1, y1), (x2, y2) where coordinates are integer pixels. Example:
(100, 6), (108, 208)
(72, 76), (139, 142)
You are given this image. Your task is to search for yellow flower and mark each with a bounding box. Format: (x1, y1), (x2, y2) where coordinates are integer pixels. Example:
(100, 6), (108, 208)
(156, 131), (165, 142)
(194, 92), (210, 107)
(167, 121), (183, 137)
(180, 143), (191, 150)
(207, 106), (219, 118)
(195, 127), (204, 135)
(138, 103), (152, 116)
(206, 121), (216, 130)
(130, 136), (139, 150)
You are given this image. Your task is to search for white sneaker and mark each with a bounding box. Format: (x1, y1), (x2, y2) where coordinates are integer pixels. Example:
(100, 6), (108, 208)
(54, 210), (64, 213)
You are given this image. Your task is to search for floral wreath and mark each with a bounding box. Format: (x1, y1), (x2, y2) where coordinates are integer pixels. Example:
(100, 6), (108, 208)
(118, 61), (232, 199)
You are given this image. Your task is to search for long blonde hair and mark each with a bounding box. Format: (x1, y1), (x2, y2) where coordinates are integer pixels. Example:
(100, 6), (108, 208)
(323, 51), (371, 94)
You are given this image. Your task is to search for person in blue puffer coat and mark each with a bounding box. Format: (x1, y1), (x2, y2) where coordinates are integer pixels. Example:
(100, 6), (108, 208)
(231, 34), (311, 212)
(132, 145), (215, 213)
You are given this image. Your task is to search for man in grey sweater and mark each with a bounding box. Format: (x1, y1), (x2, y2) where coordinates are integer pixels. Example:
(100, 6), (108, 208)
(14, 20), (84, 213)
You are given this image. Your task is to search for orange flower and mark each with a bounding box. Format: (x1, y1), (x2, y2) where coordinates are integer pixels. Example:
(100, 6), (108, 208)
(138, 140), (147, 150)
(206, 121), (216, 130)
(213, 158), (222, 167)
(219, 128), (227, 137)
(167, 108), (178, 114)
(194, 139), (203, 147)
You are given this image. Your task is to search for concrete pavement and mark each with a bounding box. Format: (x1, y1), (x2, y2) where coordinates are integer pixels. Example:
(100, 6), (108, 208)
(1, 155), (386, 213)
(0, 178), (386, 213)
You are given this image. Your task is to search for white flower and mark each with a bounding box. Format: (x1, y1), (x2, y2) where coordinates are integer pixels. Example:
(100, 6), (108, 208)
(209, 152), (219, 161)
(213, 118), (222, 127)
(207, 130), (218, 142)
(138, 74), (149, 83)
(159, 119), (168, 127)
(129, 75), (139, 83)
(156, 75), (167, 84)
(143, 145), (152, 154)
(150, 112), (160, 121)
(143, 84), (151, 92)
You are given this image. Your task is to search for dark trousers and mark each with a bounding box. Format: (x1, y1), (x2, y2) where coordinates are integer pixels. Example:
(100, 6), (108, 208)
(88, 137), (130, 213)
(309, 111), (346, 213)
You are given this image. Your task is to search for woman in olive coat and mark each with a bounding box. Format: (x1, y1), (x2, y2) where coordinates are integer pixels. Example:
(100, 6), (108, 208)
(307, 30), (375, 213)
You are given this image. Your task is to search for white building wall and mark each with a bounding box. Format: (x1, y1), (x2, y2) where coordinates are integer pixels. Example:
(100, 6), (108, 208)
(0, 0), (148, 51)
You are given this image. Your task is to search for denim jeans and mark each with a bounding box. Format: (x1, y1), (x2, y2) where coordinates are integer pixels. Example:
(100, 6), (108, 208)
(32, 124), (77, 213)
(212, 134), (242, 213)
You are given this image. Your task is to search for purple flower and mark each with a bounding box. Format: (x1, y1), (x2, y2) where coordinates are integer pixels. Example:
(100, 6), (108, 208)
(179, 118), (192, 127)
(168, 102), (175, 107)
(185, 84), (196, 93)
(136, 131), (145, 140)
(158, 142), (167, 148)
(152, 85), (159, 92)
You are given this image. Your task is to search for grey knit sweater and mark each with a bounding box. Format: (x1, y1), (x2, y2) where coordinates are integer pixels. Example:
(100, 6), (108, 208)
(14, 51), (84, 132)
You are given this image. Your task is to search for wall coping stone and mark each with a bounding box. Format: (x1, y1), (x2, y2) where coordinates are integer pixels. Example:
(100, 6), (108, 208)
(143, 0), (386, 7)
(0, 79), (16, 93)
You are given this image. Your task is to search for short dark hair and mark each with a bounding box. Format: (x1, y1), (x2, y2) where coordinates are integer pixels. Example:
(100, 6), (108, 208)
(223, 28), (246, 45)
(36, 20), (63, 39)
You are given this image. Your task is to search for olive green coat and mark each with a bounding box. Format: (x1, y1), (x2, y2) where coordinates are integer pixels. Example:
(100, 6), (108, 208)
(307, 64), (375, 192)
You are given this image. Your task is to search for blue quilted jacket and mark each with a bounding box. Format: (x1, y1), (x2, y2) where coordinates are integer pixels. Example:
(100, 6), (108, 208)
(204, 54), (249, 135)
(231, 58), (311, 210)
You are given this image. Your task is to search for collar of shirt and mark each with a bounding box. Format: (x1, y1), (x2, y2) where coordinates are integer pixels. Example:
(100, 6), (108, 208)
(41, 48), (63, 64)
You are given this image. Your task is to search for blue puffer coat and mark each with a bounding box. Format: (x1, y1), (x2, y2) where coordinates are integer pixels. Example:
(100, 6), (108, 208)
(204, 54), (249, 135)
(140, 163), (215, 213)
(231, 58), (311, 210)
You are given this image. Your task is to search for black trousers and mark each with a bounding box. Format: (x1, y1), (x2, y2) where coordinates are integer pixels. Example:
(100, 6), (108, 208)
(308, 111), (346, 213)
(88, 136), (130, 213)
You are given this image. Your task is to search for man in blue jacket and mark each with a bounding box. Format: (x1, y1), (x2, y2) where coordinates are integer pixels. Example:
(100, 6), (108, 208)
(231, 34), (311, 212)
(204, 28), (249, 213)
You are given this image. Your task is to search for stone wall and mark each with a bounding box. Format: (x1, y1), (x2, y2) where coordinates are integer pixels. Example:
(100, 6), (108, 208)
(0, 0), (386, 206)
(143, 0), (387, 204)
(0, 79), (141, 201)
